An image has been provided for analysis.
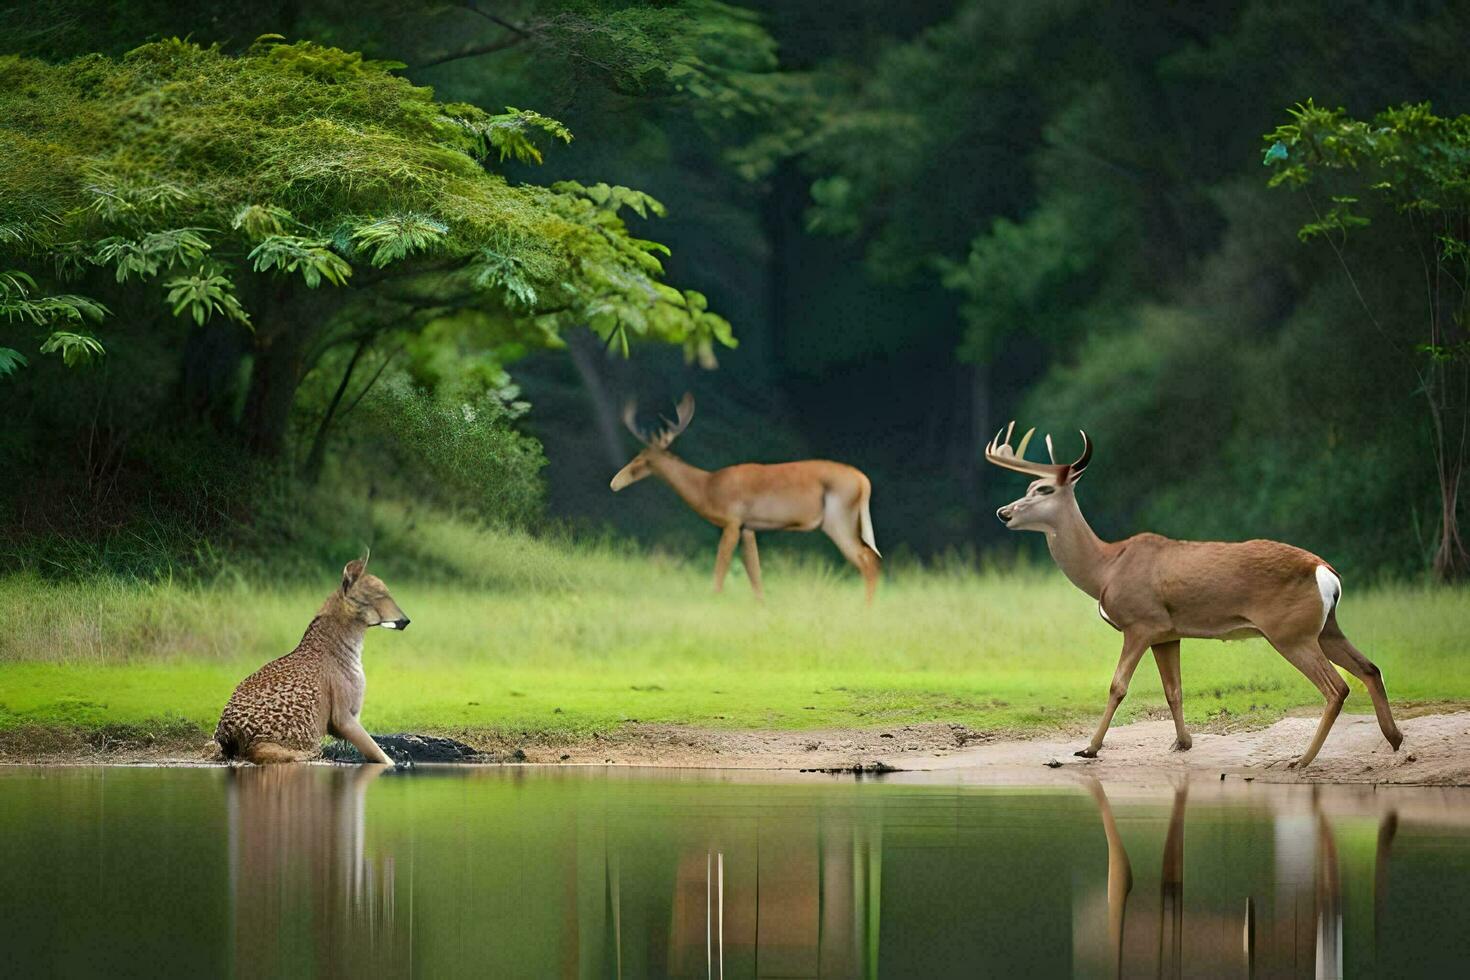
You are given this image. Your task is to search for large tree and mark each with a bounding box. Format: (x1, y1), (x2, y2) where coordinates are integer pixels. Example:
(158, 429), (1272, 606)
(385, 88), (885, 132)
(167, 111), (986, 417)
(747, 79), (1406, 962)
(0, 37), (732, 456)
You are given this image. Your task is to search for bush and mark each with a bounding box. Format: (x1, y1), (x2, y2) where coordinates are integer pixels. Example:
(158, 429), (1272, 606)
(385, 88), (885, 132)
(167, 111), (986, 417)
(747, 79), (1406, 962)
(352, 373), (546, 526)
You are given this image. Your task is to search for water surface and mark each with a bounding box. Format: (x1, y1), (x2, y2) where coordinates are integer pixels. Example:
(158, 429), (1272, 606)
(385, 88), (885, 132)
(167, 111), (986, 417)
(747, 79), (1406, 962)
(1, 766), (1467, 978)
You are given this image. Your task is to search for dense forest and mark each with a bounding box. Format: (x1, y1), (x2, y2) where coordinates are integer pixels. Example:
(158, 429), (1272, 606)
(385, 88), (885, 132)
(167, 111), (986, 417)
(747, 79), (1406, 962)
(2, 0), (1467, 580)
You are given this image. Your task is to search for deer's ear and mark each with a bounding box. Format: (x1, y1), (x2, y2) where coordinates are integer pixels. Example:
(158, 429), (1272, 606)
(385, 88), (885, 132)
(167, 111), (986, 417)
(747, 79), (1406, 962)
(342, 558), (367, 592)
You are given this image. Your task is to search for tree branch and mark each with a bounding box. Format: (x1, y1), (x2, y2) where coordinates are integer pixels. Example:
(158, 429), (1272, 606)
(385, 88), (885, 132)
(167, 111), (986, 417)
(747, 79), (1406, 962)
(413, 34), (526, 69)
(460, 2), (532, 37)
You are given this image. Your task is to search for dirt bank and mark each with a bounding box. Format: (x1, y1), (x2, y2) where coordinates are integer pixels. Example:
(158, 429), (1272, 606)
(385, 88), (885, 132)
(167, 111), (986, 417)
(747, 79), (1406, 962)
(4, 711), (1468, 785)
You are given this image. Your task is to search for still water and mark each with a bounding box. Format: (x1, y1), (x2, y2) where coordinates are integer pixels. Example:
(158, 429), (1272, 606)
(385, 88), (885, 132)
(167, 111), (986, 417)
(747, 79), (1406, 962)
(1, 766), (1467, 979)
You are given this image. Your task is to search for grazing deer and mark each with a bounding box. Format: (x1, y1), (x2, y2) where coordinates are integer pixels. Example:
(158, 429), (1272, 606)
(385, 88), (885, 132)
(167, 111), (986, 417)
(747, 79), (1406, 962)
(610, 393), (881, 602)
(985, 422), (1402, 768)
(214, 555), (409, 765)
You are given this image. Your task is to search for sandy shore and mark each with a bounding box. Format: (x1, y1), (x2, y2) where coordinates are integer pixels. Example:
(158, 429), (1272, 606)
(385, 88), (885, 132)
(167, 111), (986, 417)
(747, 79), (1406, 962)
(5, 709), (1469, 785)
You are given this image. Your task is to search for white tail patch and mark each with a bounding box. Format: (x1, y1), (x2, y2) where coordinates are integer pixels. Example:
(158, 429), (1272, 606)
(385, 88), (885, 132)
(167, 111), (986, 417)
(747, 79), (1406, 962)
(379, 621), (399, 629)
(859, 493), (881, 558)
(1315, 565), (1341, 630)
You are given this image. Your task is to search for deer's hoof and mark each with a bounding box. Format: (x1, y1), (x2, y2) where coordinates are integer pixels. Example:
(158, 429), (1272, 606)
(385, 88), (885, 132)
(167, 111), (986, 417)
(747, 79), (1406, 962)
(1286, 757), (1304, 770)
(1074, 747), (1098, 759)
(1171, 736), (1192, 752)
(1388, 730), (1404, 751)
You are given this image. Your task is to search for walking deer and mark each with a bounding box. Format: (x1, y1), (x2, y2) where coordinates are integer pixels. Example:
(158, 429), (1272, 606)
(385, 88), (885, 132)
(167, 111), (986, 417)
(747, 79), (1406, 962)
(985, 422), (1402, 768)
(610, 393), (881, 602)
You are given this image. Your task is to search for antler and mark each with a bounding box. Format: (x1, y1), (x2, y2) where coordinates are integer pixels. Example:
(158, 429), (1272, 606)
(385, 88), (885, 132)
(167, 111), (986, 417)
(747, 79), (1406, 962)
(623, 393), (696, 449)
(622, 399), (648, 445)
(985, 420), (1092, 483)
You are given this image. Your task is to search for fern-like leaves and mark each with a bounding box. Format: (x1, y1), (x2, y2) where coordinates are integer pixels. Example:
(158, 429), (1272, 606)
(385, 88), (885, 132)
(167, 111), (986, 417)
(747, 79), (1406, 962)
(350, 213), (448, 268)
(0, 347), (28, 378)
(0, 270), (109, 327)
(39, 331), (105, 367)
(450, 107), (574, 164)
(248, 235), (353, 287)
(164, 272), (252, 327)
(93, 228), (213, 282)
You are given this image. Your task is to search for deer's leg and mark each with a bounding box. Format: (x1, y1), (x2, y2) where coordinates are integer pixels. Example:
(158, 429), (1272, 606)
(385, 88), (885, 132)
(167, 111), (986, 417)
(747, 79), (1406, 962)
(1272, 638), (1349, 768)
(1319, 614), (1403, 750)
(856, 547), (879, 606)
(712, 523), (741, 594)
(1081, 778), (1132, 975)
(739, 529), (765, 601)
(1159, 784), (1187, 976)
(822, 512), (879, 605)
(331, 714), (393, 765)
(1152, 640), (1191, 750)
(1077, 632), (1150, 757)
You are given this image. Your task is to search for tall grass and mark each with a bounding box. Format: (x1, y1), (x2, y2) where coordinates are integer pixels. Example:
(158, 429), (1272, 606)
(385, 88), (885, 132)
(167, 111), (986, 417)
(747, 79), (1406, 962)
(1, 507), (1466, 739)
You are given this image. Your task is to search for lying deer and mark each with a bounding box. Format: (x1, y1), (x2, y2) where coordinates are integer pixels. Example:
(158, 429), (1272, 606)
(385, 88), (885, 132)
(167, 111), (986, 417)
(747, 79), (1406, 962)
(985, 422), (1402, 768)
(611, 393), (881, 602)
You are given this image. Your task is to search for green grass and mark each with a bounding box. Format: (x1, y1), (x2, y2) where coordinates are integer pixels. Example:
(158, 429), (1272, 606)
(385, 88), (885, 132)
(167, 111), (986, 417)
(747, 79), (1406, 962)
(1, 513), (1466, 747)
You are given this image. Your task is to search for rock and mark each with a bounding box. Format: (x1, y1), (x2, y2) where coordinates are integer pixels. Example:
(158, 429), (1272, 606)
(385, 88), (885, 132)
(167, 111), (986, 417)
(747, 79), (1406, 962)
(325, 733), (483, 764)
(799, 761), (899, 775)
(1044, 758), (1063, 769)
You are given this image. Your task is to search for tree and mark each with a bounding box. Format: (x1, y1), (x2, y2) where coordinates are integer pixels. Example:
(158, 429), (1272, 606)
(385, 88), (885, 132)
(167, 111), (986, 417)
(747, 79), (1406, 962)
(1265, 100), (1470, 579)
(0, 37), (732, 456)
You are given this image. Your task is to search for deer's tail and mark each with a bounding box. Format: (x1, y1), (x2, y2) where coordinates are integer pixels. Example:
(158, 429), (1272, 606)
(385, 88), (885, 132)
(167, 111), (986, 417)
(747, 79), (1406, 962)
(858, 479), (881, 559)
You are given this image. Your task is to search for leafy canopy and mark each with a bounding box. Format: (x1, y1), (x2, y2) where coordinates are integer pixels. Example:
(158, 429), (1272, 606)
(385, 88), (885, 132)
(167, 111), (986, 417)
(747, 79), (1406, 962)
(1265, 99), (1470, 363)
(0, 36), (732, 372)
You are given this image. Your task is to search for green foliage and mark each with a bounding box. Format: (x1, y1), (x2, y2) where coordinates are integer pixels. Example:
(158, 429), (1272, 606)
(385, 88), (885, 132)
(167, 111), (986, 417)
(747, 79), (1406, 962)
(0, 268), (110, 374)
(164, 272), (251, 327)
(93, 229), (213, 283)
(0, 346), (27, 377)
(450, 106), (574, 164)
(1264, 99), (1470, 265)
(0, 37), (734, 364)
(37, 330), (105, 367)
(350, 212), (449, 267)
(1264, 98), (1470, 576)
(355, 374), (546, 525)
(247, 235), (353, 287)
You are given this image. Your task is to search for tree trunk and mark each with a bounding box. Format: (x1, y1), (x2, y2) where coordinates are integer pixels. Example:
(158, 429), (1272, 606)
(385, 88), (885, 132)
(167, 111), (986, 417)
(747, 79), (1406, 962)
(241, 316), (307, 460)
(177, 321), (247, 433)
(1431, 470), (1467, 579)
(566, 327), (627, 468)
(303, 337), (370, 483)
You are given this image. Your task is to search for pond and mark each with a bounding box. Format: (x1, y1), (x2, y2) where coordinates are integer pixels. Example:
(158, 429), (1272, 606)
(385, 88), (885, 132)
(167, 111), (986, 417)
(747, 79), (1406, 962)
(1, 766), (1467, 978)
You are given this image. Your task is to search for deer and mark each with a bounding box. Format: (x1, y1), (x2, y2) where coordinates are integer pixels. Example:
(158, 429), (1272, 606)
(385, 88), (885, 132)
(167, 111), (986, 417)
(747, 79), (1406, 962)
(985, 422), (1403, 769)
(610, 393), (881, 603)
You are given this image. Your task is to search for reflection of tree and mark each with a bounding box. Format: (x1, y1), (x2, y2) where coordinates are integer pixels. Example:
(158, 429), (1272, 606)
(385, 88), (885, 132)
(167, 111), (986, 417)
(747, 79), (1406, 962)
(227, 766), (405, 979)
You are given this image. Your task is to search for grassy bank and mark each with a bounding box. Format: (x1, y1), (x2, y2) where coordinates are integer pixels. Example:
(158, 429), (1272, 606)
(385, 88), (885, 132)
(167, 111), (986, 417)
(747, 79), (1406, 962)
(2, 515), (1467, 750)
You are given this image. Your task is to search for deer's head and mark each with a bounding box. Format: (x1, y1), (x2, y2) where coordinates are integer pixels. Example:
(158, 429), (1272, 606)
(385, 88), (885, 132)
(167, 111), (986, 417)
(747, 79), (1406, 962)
(610, 392), (695, 491)
(337, 552), (411, 630)
(984, 421), (1092, 532)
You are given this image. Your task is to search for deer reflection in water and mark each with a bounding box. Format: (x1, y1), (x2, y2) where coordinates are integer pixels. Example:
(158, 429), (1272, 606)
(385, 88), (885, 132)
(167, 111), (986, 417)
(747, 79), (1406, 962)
(627, 815), (881, 979)
(227, 765), (406, 979)
(1077, 778), (1399, 979)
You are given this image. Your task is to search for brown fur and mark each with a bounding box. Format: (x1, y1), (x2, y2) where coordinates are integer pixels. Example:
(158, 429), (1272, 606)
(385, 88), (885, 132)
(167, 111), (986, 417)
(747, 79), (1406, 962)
(612, 397), (880, 603)
(987, 424), (1403, 767)
(214, 558), (408, 765)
